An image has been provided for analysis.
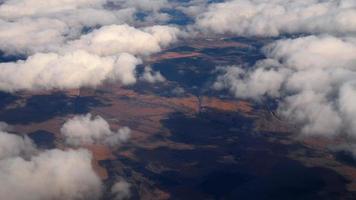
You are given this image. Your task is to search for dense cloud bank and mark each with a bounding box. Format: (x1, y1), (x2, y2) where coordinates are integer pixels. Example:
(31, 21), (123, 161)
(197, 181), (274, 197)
(195, 0), (356, 36)
(0, 0), (181, 92)
(0, 0), (181, 55)
(0, 0), (134, 54)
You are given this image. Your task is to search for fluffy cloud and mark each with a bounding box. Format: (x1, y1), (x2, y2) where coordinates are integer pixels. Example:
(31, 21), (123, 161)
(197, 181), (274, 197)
(61, 114), (130, 147)
(279, 91), (342, 136)
(195, 0), (356, 36)
(0, 50), (140, 92)
(0, 149), (102, 200)
(213, 64), (288, 100)
(0, 0), (136, 54)
(111, 180), (131, 200)
(0, 124), (36, 159)
(0, 125), (103, 200)
(0, 116), (133, 200)
(67, 24), (180, 56)
(264, 36), (356, 70)
(0, 21), (181, 93)
(205, 0), (356, 155)
(0, 0), (187, 55)
(140, 66), (165, 83)
(0, 0), (181, 92)
(0, 0), (106, 19)
(215, 35), (356, 137)
(0, 18), (68, 54)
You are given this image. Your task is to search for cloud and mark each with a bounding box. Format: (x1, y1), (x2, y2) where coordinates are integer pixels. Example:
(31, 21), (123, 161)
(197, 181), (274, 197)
(213, 64), (288, 100)
(0, 115), (133, 200)
(0, 149), (103, 200)
(111, 179), (131, 200)
(113, 0), (169, 11)
(214, 35), (356, 137)
(67, 24), (180, 56)
(332, 143), (356, 158)
(109, 0), (174, 24)
(204, 0), (356, 155)
(0, 22), (182, 93)
(279, 90), (342, 136)
(0, 0), (181, 92)
(0, 126), (103, 200)
(171, 86), (185, 96)
(0, 18), (68, 54)
(0, 0), (185, 55)
(0, 123), (36, 160)
(339, 82), (356, 137)
(0, 117), (134, 199)
(195, 0), (356, 36)
(140, 66), (166, 83)
(0, 0), (136, 54)
(61, 114), (130, 147)
(0, 0), (106, 19)
(0, 50), (141, 92)
(177, 0), (210, 17)
(264, 35), (356, 70)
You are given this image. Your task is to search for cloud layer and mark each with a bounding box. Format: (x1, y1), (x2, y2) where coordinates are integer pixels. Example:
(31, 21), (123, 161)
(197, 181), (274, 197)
(0, 0), (135, 54)
(0, 0), (181, 93)
(195, 0), (356, 36)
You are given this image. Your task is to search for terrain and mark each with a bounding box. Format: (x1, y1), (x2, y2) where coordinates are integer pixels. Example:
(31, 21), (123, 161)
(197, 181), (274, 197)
(1, 37), (356, 200)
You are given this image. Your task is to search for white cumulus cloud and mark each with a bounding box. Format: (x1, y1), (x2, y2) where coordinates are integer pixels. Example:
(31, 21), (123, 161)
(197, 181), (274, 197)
(111, 179), (131, 200)
(0, 124), (103, 200)
(61, 114), (130, 147)
(0, 50), (141, 92)
(67, 24), (180, 56)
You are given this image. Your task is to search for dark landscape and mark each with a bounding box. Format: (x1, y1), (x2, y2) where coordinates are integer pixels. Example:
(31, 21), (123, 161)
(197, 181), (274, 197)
(1, 1), (356, 200)
(1, 37), (355, 199)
